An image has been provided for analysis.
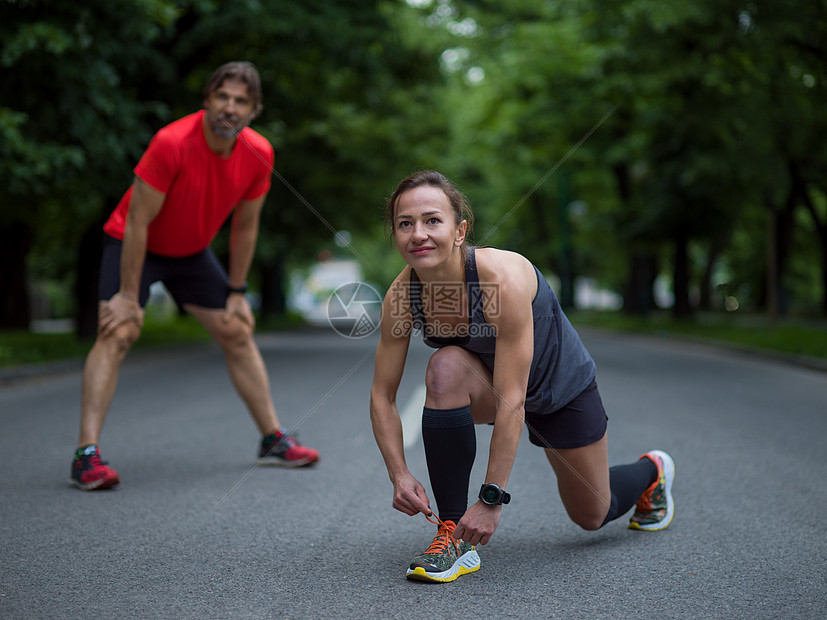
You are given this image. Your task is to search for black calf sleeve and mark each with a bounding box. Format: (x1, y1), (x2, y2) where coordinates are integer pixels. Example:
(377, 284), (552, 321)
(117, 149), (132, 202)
(422, 406), (476, 523)
(601, 457), (658, 526)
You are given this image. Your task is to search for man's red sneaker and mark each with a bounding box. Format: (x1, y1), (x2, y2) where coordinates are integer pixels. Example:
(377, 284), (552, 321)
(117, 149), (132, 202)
(70, 445), (120, 490)
(258, 429), (319, 467)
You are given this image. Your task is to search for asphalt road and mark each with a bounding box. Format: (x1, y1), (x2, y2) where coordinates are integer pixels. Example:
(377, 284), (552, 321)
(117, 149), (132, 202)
(1, 327), (825, 619)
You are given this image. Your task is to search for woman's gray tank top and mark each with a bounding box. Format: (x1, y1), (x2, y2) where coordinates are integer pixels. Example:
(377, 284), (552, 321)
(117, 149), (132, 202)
(409, 247), (596, 414)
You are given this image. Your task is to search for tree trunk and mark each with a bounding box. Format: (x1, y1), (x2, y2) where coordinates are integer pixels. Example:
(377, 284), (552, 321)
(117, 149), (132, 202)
(761, 176), (797, 317)
(791, 163), (827, 315)
(774, 183), (798, 316)
(555, 174), (574, 311)
(530, 192), (554, 276)
(0, 221), (34, 329)
(768, 204), (795, 315)
(698, 236), (727, 311)
(259, 254), (287, 318)
(613, 163), (656, 316)
(766, 199), (778, 327)
(75, 223), (104, 339)
(673, 228), (692, 318)
(800, 193), (827, 315)
(624, 251), (657, 316)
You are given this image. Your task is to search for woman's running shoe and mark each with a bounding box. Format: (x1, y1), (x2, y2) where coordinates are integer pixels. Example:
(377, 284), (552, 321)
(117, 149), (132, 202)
(406, 517), (480, 583)
(629, 450), (675, 531)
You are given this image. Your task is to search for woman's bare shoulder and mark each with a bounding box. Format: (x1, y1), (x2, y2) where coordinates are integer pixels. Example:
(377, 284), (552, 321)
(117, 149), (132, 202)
(474, 247), (535, 285)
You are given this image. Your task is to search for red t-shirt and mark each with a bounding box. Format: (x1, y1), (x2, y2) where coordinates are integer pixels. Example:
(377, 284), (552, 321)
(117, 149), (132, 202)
(104, 110), (274, 257)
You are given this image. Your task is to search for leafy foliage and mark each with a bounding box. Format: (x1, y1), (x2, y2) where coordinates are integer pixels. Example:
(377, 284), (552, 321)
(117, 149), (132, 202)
(1, 0), (826, 332)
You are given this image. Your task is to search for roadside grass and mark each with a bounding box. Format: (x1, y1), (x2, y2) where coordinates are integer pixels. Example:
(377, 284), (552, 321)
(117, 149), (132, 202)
(0, 314), (211, 368)
(569, 310), (827, 361)
(1, 309), (825, 369)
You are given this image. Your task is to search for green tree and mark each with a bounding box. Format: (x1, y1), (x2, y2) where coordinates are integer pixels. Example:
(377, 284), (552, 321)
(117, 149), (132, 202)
(3, 0), (451, 333)
(0, 0), (179, 330)
(437, 0), (827, 318)
(170, 0), (451, 315)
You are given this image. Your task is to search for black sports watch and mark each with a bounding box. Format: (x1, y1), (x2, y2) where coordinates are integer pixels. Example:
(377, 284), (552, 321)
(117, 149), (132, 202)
(227, 282), (248, 295)
(478, 483), (511, 506)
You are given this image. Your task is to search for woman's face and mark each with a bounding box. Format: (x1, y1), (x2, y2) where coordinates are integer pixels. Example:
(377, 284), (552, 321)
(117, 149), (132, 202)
(393, 186), (466, 269)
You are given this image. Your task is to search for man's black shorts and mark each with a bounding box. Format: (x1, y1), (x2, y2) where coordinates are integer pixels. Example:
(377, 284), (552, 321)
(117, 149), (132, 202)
(98, 234), (229, 309)
(525, 379), (608, 450)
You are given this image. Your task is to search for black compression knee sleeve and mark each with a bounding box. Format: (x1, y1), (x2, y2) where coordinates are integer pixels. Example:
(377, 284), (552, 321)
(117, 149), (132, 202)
(600, 457), (658, 526)
(422, 406), (476, 523)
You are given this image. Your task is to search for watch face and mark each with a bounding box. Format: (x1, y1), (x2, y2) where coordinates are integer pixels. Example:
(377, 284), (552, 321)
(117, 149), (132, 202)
(481, 485), (500, 504)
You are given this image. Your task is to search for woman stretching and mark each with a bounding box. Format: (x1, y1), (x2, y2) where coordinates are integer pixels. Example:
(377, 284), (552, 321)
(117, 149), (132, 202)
(369, 170), (675, 583)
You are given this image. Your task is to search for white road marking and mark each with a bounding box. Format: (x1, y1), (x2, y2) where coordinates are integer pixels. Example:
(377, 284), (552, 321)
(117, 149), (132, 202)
(400, 383), (427, 449)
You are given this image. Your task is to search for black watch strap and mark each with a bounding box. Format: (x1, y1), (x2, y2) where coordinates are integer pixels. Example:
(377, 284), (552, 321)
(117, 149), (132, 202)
(227, 282), (248, 294)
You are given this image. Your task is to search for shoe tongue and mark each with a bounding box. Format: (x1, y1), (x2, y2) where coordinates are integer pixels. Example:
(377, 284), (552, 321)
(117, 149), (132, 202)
(274, 430), (294, 443)
(81, 445), (98, 456)
(438, 521), (458, 543)
(427, 533), (451, 554)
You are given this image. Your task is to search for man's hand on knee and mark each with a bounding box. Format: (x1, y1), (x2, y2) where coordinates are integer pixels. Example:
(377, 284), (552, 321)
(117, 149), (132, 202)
(221, 293), (255, 329)
(99, 292), (144, 336)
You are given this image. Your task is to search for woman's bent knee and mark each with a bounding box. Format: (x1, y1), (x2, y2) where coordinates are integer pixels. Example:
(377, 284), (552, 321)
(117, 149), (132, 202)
(573, 515), (605, 531)
(568, 506), (610, 531)
(425, 347), (469, 395)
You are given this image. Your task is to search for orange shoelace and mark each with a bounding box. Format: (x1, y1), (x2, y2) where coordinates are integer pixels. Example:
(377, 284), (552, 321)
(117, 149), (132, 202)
(423, 512), (460, 555)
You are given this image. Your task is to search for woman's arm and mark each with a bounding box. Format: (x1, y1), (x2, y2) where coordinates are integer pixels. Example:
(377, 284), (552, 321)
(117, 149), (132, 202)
(454, 250), (537, 545)
(369, 272), (432, 516)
